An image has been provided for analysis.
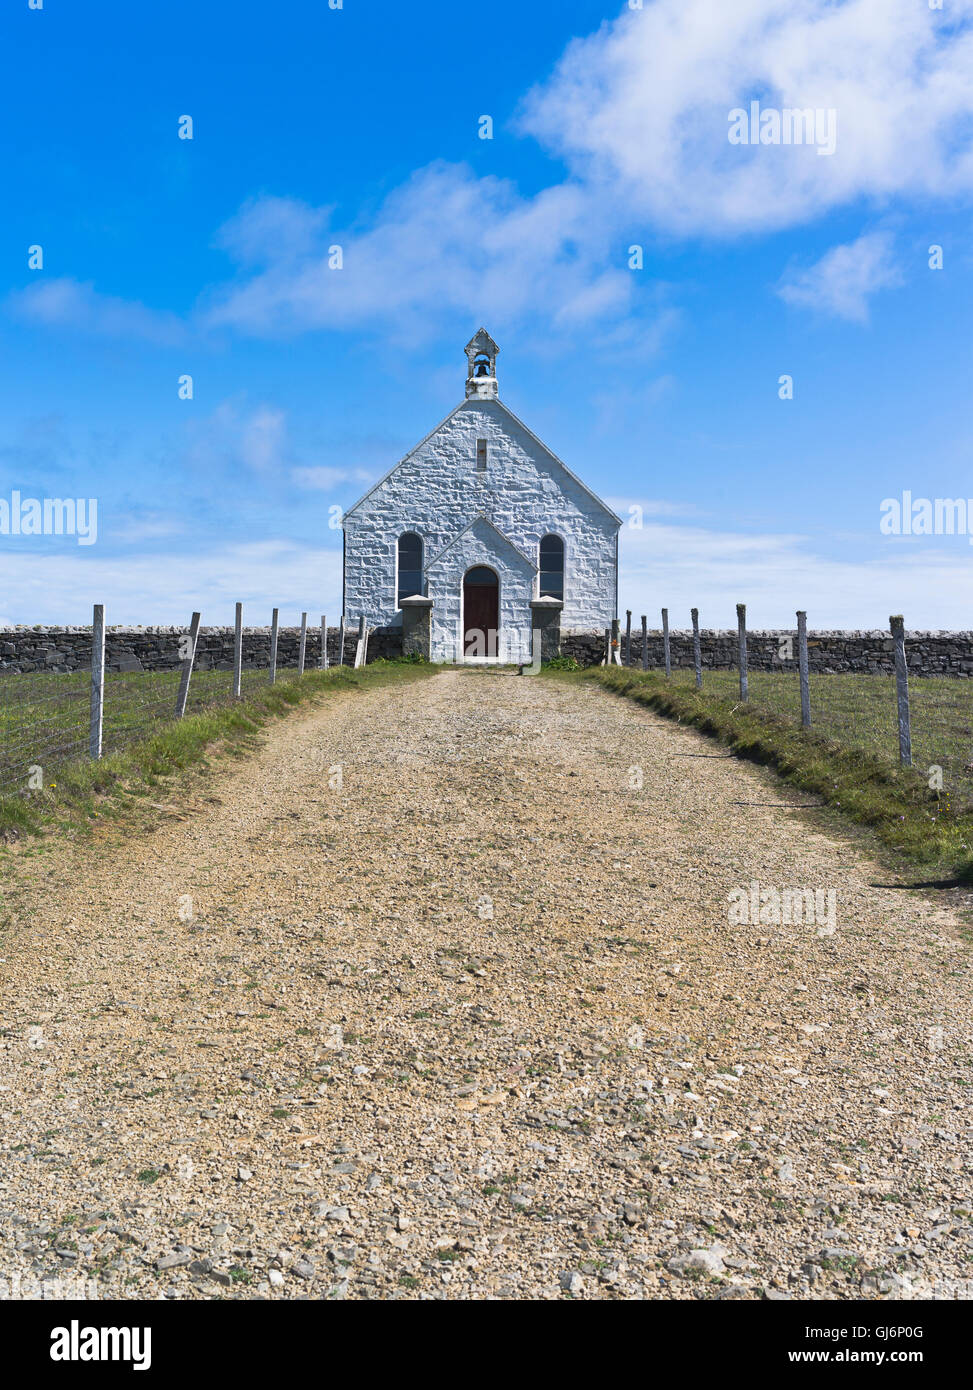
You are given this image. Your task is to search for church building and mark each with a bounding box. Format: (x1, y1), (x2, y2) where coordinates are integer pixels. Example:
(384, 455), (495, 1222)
(342, 330), (620, 664)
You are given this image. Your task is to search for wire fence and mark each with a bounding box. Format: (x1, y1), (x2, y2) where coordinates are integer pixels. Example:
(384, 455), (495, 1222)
(615, 608), (973, 811)
(0, 606), (368, 796)
(6, 602), (972, 813)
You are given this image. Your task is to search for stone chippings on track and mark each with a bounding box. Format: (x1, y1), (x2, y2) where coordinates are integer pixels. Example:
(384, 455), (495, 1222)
(0, 670), (971, 1301)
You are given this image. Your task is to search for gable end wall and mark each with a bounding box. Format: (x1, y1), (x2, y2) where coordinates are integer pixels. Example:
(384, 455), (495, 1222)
(343, 400), (618, 633)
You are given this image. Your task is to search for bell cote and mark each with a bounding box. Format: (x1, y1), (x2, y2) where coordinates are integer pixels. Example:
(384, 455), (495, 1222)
(464, 327), (500, 400)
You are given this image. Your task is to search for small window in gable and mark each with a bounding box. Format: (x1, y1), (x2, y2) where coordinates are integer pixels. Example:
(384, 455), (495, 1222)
(476, 438), (488, 471)
(539, 534), (564, 600)
(397, 531), (423, 605)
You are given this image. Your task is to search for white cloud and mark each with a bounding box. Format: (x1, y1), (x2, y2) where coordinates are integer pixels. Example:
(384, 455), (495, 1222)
(184, 401), (290, 476)
(9, 2), (973, 352)
(214, 194), (332, 266)
(616, 509), (973, 628)
(0, 539), (342, 626)
(7, 277), (186, 345)
(777, 230), (902, 321)
(605, 494), (700, 519)
(197, 3), (973, 343)
(3, 511), (967, 630)
(519, 0), (973, 234)
(114, 513), (188, 544)
(239, 406), (287, 473)
(291, 465), (373, 491)
(204, 166), (634, 337)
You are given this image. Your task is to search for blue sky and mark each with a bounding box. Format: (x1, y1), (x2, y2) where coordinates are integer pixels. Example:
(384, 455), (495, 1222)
(1, 0), (972, 628)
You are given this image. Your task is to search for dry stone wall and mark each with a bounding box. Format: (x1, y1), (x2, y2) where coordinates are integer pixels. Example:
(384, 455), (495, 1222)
(562, 630), (973, 676)
(0, 626), (400, 675)
(2, 626), (972, 676)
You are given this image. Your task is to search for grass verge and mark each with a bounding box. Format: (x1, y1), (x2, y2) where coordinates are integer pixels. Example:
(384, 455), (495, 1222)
(0, 660), (436, 844)
(555, 666), (973, 883)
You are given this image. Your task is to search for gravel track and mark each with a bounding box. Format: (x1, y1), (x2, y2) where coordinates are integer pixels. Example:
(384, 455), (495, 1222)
(1, 669), (971, 1301)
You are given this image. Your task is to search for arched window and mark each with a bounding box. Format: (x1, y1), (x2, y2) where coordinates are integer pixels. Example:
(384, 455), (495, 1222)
(539, 534), (564, 600)
(397, 532), (423, 605)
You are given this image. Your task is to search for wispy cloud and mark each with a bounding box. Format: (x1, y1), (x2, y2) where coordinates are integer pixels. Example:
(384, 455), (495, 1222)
(605, 495), (701, 520)
(0, 539), (342, 627)
(7, 277), (186, 345)
(616, 506), (973, 629)
(4, 512), (968, 629)
(7, 1), (973, 353)
(114, 512), (188, 544)
(184, 401), (291, 476)
(239, 406), (288, 473)
(777, 231), (902, 322)
(203, 166), (633, 339)
(291, 465), (373, 491)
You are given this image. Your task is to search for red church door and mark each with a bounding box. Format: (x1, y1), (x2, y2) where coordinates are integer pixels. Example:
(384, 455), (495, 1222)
(463, 566), (499, 657)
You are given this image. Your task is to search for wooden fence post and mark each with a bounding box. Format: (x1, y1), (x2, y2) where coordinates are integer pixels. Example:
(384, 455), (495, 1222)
(736, 603), (748, 702)
(624, 610), (632, 667)
(175, 611), (201, 718)
(611, 617), (620, 666)
(661, 608), (671, 677)
(89, 602), (105, 759)
(319, 614), (328, 669)
(797, 610), (810, 728)
(891, 614), (912, 766)
(298, 611), (308, 677)
(603, 627), (611, 667)
(640, 615), (648, 672)
(233, 601), (242, 698)
(691, 607), (702, 689)
(354, 615), (367, 668)
(269, 607), (279, 685)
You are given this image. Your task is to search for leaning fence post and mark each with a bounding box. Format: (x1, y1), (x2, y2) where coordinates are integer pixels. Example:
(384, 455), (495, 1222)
(797, 610), (810, 728)
(175, 611), (201, 718)
(233, 601), (243, 698)
(355, 616), (368, 668)
(890, 614), (912, 766)
(320, 614), (328, 669)
(691, 607), (702, 689)
(298, 611), (308, 677)
(268, 608), (279, 685)
(337, 615), (346, 667)
(736, 603), (748, 702)
(624, 610), (632, 667)
(661, 608), (671, 678)
(89, 602), (105, 759)
(640, 615), (648, 672)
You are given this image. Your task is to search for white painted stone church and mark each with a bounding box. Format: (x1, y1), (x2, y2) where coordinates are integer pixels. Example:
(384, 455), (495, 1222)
(342, 330), (620, 664)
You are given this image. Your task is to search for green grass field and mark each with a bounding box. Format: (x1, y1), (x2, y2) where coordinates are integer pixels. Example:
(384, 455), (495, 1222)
(4, 660), (972, 877)
(656, 667), (973, 808)
(0, 660), (434, 839)
(1, 664), (305, 792)
(580, 665), (973, 880)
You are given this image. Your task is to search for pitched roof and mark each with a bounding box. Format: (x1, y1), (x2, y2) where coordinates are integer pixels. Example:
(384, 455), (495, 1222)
(343, 398), (621, 525)
(495, 399), (623, 525)
(465, 327), (500, 357)
(424, 515), (538, 572)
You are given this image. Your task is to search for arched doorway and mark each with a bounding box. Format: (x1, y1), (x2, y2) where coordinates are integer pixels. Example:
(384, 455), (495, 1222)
(463, 565), (499, 657)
